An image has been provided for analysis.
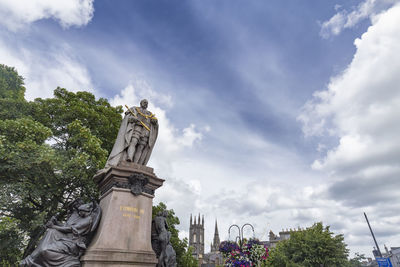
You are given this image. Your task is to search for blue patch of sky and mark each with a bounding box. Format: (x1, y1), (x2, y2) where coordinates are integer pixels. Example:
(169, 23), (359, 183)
(16, 0), (373, 160)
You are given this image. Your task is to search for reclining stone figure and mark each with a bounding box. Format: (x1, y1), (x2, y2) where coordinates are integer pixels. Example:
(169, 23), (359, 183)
(20, 199), (101, 267)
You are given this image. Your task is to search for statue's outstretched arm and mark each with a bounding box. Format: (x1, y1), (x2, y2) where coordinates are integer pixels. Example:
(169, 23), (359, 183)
(50, 225), (73, 233)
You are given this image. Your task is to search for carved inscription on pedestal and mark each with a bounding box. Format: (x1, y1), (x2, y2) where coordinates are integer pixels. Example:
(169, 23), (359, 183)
(120, 205), (145, 219)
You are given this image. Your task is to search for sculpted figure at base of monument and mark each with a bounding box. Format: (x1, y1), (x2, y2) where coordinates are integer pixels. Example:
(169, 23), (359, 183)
(106, 99), (158, 167)
(151, 211), (177, 267)
(20, 199), (101, 267)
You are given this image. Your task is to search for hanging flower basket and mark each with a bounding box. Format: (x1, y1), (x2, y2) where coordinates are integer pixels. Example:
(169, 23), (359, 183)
(219, 239), (269, 267)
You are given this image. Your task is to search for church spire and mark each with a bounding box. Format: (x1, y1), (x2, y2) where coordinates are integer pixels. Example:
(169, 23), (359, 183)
(214, 219), (219, 236)
(211, 219), (220, 252)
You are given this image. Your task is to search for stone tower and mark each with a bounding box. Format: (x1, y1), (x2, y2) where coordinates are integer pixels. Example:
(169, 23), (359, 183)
(189, 213), (205, 259)
(210, 219), (220, 252)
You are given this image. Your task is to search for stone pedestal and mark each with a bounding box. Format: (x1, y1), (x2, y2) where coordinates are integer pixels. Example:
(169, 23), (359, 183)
(81, 162), (164, 267)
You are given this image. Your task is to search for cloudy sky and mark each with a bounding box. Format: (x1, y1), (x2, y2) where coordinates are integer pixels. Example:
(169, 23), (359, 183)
(1, 0), (400, 258)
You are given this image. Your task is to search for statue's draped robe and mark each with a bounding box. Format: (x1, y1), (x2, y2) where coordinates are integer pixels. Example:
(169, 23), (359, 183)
(21, 207), (101, 267)
(106, 107), (158, 167)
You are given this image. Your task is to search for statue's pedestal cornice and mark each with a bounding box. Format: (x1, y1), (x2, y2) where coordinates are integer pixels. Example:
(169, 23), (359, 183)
(94, 162), (164, 198)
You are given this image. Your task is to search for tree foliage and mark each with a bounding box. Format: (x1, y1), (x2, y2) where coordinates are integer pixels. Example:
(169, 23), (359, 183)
(0, 64), (25, 100)
(0, 65), (123, 265)
(0, 217), (24, 265)
(152, 202), (198, 267)
(32, 87), (122, 153)
(180, 245), (199, 267)
(264, 222), (349, 267)
(347, 253), (366, 267)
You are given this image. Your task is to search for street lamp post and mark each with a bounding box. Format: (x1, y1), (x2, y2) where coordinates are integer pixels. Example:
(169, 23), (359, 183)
(221, 223), (268, 267)
(228, 223), (255, 247)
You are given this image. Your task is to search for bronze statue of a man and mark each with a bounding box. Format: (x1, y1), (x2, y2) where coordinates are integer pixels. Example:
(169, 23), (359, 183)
(106, 99), (158, 167)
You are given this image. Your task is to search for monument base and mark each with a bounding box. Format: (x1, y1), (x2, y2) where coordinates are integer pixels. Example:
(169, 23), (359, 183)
(81, 249), (156, 267)
(81, 163), (164, 267)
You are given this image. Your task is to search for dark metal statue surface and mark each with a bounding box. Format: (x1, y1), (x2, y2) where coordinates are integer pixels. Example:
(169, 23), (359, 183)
(106, 99), (158, 167)
(128, 173), (149, 196)
(151, 211), (177, 267)
(20, 199), (101, 267)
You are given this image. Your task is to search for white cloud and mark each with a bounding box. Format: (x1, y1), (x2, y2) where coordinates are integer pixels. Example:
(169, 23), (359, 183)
(304, 3), (400, 172)
(301, 2), (400, 255)
(177, 124), (203, 147)
(0, 1), (96, 99)
(0, 40), (94, 100)
(320, 0), (398, 38)
(320, 11), (347, 38)
(111, 81), (173, 109)
(0, 0), (94, 31)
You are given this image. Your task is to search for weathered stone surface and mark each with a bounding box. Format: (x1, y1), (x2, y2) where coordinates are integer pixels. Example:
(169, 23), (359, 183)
(81, 250), (156, 267)
(81, 164), (164, 266)
(94, 162), (161, 197)
(105, 99), (158, 167)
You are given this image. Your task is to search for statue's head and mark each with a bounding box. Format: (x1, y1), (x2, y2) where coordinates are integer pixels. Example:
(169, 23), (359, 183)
(140, 99), (148, 109)
(156, 210), (168, 218)
(68, 198), (84, 212)
(78, 203), (93, 217)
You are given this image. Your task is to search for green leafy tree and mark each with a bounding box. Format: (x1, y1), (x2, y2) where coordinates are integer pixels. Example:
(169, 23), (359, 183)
(0, 65), (123, 264)
(32, 87), (122, 153)
(180, 245), (199, 267)
(0, 64), (32, 122)
(347, 253), (366, 267)
(152, 202), (198, 267)
(264, 222), (349, 267)
(0, 217), (24, 265)
(0, 64), (25, 100)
